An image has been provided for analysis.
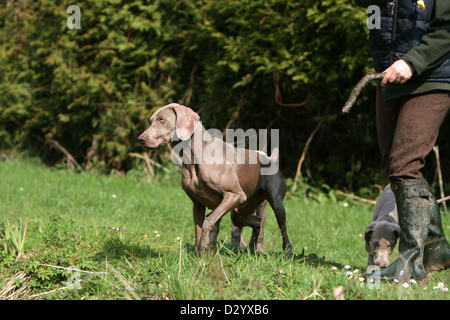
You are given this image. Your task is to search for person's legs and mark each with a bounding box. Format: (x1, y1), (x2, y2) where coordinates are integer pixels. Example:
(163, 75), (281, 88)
(375, 86), (402, 177)
(369, 91), (450, 281)
(388, 92), (450, 181)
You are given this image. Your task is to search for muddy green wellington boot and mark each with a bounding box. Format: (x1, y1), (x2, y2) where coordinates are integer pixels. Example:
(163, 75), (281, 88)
(422, 182), (450, 273)
(366, 179), (431, 282)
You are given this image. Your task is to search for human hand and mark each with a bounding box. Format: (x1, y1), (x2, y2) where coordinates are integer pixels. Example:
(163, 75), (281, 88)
(381, 59), (414, 86)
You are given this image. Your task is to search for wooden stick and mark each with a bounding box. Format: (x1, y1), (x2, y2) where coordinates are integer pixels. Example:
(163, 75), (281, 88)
(342, 72), (385, 114)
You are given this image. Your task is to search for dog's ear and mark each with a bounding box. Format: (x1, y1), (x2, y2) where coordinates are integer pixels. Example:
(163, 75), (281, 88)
(393, 223), (400, 238)
(172, 104), (200, 140)
(365, 222), (376, 252)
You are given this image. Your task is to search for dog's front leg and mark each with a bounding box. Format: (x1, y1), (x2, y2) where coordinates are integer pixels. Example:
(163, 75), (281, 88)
(193, 201), (205, 255)
(199, 192), (245, 254)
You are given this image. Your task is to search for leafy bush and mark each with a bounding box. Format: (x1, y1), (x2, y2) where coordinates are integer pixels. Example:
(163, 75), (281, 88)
(3, 0), (447, 192)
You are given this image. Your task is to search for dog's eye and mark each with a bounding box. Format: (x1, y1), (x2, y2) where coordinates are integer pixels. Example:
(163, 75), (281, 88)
(158, 118), (165, 123)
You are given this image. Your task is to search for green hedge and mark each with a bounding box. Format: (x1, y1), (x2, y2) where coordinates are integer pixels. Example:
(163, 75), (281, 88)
(3, 0), (438, 192)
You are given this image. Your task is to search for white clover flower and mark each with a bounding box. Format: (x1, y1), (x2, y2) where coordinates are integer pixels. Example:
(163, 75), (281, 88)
(112, 194), (117, 198)
(344, 265), (351, 269)
(433, 282), (448, 292)
(403, 283), (409, 289)
(19, 187), (24, 191)
(176, 236), (181, 241)
(343, 202), (349, 207)
(331, 266), (338, 271)
(410, 279), (416, 284)
(353, 269), (360, 274)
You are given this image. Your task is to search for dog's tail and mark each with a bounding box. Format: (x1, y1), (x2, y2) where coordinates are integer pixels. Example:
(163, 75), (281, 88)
(256, 147), (279, 167)
(269, 147), (279, 164)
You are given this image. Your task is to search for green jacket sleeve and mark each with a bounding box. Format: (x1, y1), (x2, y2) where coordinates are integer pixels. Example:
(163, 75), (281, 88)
(402, 2), (450, 75)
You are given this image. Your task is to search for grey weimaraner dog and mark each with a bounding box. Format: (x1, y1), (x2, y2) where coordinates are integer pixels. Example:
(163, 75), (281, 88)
(365, 185), (400, 268)
(138, 103), (292, 257)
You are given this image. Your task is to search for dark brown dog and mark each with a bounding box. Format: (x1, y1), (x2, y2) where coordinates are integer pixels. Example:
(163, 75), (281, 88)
(138, 103), (292, 257)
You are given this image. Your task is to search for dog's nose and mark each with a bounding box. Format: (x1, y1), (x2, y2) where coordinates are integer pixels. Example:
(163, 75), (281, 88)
(137, 134), (146, 143)
(376, 257), (389, 268)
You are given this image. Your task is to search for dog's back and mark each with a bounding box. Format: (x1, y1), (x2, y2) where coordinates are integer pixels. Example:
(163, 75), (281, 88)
(372, 185), (397, 223)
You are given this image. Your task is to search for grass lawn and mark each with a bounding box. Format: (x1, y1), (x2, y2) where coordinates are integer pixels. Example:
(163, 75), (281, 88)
(0, 158), (449, 300)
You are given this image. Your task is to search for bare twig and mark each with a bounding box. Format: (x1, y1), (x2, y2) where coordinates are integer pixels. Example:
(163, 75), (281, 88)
(337, 189), (450, 206)
(273, 71), (310, 107)
(129, 152), (169, 173)
(437, 195), (450, 204)
(29, 284), (78, 299)
(292, 98), (330, 193)
(39, 264), (107, 275)
(292, 117), (324, 193)
(433, 146), (447, 210)
(336, 191), (376, 205)
(342, 72), (385, 114)
(45, 139), (83, 171)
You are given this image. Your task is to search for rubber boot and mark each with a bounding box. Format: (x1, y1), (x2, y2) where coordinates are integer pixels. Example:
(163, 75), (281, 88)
(422, 182), (450, 272)
(366, 179), (431, 282)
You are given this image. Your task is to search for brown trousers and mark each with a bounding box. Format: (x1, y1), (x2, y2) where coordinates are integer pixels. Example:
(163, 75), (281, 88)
(376, 87), (450, 181)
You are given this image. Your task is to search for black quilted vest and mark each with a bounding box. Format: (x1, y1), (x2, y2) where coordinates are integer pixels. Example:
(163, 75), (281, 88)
(369, 0), (450, 82)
